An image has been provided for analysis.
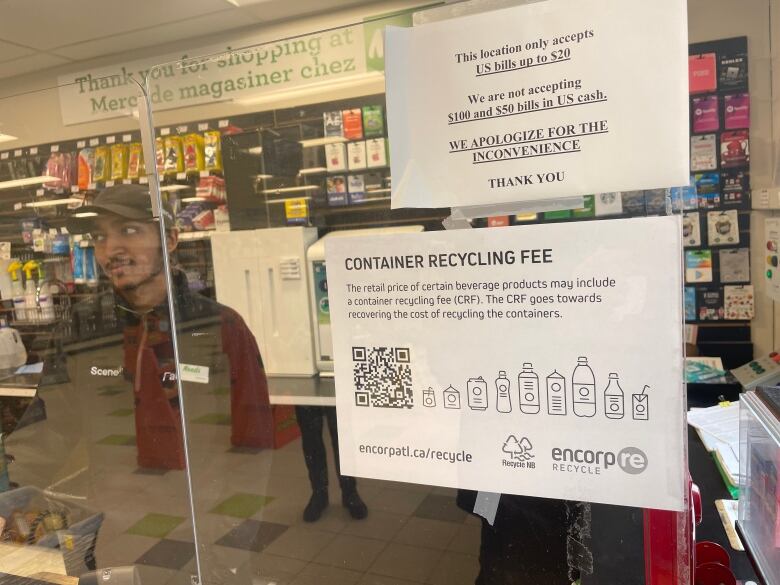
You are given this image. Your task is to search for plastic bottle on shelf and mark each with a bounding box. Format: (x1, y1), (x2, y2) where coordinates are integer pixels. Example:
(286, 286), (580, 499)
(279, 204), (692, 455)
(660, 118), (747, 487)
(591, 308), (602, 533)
(38, 280), (54, 322)
(6, 261), (25, 321)
(22, 260), (40, 323)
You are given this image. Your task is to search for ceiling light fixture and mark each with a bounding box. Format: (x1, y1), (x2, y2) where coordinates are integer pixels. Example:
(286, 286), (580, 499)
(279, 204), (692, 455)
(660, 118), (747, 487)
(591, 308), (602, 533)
(72, 212), (98, 218)
(0, 133), (19, 144)
(238, 73), (384, 108)
(261, 185), (319, 194)
(223, 0), (240, 5)
(298, 136), (347, 148)
(298, 167), (327, 175)
(26, 198), (81, 208)
(266, 196), (312, 204)
(0, 176), (61, 191)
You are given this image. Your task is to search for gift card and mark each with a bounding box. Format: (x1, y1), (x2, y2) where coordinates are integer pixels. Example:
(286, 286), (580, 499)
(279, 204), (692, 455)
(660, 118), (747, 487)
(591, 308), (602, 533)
(692, 95), (719, 133)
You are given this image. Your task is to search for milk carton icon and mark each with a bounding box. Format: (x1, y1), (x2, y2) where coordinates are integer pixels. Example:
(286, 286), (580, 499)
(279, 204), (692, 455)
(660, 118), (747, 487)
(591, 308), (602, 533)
(467, 377), (488, 410)
(518, 363), (540, 414)
(572, 357), (596, 417)
(546, 370), (567, 415)
(443, 385), (461, 409)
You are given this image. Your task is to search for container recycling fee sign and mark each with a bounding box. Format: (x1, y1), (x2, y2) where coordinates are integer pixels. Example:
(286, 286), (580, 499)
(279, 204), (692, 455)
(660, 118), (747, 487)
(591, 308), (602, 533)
(326, 215), (685, 511)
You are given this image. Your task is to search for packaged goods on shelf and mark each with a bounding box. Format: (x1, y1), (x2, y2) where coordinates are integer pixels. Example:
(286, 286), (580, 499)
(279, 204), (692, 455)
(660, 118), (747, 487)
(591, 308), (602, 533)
(327, 175), (347, 206)
(178, 202), (208, 231)
(348, 175), (366, 204)
(155, 138), (165, 173)
(196, 175), (226, 201)
(77, 148), (95, 190)
(110, 144), (128, 180)
(365, 138), (388, 168)
(203, 131), (223, 172)
(164, 136), (184, 175)
(192, 209), (215, 231)
(347, 141), (367, 170)
(362, 105), (384, 137)
(127, 143), (145, 179)
(93, 146), (110, 183)
(323, 111), (343, 137)
(44, 152), (73, 190)
(325, 143), (346, 172)
(183, 134), (205, 173)
(214, 206), (230, 231)
(284, 198), (309, 225)
(342, 108), (363, 140)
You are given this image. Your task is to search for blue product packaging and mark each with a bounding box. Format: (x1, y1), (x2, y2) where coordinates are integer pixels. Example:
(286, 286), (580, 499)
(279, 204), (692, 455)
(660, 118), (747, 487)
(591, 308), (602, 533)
(85, 246), (97, 284)
(72, 244), (85, 284)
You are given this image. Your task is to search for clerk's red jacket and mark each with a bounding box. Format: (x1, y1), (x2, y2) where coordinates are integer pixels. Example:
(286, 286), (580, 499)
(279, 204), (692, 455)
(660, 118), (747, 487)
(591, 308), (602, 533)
(88, 270), (274, 469)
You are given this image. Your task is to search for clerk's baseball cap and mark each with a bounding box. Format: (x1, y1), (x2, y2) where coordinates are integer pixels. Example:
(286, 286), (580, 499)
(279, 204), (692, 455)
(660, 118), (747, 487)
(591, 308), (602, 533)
(67, 184), (174, 234)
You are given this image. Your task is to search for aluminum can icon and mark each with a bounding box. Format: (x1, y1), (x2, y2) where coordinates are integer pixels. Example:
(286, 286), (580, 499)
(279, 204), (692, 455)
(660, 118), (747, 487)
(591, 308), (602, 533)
(467, 377), (488, 410)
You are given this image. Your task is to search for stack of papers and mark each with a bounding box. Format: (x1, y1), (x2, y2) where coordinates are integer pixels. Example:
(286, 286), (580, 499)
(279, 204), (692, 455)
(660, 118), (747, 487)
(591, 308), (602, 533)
(687, 401), (740, 491)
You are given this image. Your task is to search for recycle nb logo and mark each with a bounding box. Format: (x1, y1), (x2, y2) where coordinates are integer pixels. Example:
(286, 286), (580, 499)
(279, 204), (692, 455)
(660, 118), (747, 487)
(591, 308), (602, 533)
(502, 435), (534, 462)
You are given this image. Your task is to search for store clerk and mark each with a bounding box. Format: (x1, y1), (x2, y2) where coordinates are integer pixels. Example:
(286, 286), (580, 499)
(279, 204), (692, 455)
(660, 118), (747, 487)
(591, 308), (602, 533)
(68, 184), (274, 469)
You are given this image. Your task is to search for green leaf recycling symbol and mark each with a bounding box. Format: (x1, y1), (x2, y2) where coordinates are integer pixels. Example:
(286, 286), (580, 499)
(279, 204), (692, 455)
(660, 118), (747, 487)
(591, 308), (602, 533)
(503, 435), (534, 461)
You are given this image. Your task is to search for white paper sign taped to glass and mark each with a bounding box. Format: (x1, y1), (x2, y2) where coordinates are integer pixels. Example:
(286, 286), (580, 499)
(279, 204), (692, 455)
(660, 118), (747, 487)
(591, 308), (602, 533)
(327, 216), (685, 510)
(386, 0), (689, 209)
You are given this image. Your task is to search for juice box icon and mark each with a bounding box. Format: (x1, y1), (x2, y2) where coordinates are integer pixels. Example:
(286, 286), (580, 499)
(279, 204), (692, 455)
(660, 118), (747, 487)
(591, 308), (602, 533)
(632, 386), (650, 420)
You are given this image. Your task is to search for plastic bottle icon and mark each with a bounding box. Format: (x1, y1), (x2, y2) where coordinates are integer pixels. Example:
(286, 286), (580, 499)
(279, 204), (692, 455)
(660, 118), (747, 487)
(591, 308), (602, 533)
(422, 387), (436, 408)
(495, 371), (512, 413)
(443, 385), (461, 409)
(518, 363), (540, 414)
(572, 357), (596, 417)
(467, 377), (488, 410)
(604, 373), (625, 419)
(546, 370), (567, 415)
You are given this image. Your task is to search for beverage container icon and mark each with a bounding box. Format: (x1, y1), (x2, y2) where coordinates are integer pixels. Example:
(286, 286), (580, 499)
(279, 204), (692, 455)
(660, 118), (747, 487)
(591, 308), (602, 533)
(467, 377), (488, 410)
(443, 385), (461, 409)
(422, 387), (436, 408)
(546, 370), (567, 415)
(495, 371), (512, 413)
(604, 373), (625, 419)
(518, 363), (540, 414)
(632, 385), (650, 420)
(572, 357), (596, 417)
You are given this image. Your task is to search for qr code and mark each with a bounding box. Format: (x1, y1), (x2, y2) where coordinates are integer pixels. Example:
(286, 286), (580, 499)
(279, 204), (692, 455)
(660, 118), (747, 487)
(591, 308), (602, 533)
(352, 347), (413, 409)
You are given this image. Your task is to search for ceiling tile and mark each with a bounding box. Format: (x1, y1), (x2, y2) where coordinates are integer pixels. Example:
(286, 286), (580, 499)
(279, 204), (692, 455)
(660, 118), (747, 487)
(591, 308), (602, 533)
(0, 0), (238, 50)
(0, 39), (36, 63)
(0, 53), (71, 80)
(52, 9), (258, 61)
(241, 0), (372, 23)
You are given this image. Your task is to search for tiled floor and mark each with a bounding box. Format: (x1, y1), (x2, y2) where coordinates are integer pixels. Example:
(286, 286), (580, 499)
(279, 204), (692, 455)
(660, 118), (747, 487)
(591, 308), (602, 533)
(4, 349), (482, 585)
